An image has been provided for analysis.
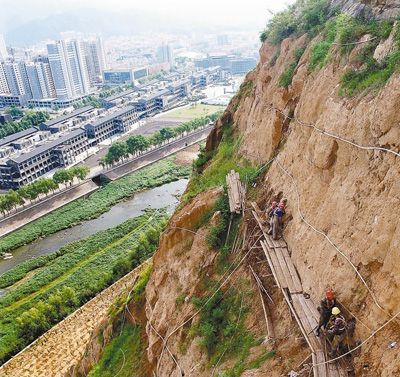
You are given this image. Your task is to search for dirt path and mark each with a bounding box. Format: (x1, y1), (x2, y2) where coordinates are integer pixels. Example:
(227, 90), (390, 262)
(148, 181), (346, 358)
(0, 261), (151, 377)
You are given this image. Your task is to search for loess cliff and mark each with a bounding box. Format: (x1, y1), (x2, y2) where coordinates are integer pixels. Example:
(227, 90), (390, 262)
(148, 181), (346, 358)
(139, 1), (400, 377)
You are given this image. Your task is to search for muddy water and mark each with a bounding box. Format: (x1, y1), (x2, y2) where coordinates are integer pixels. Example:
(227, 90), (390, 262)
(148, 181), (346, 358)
(0, 179), (188, 276)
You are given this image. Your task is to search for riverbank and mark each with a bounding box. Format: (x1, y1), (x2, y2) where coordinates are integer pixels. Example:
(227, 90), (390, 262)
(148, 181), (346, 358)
(0, 156), (191, 255)
(0, 179), (188, 276)
(0, 211), (167, 364)
(0, 124), (210, 239)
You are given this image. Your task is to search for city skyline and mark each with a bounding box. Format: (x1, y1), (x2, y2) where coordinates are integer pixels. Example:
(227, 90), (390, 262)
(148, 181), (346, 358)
(0, 0), (295, 46)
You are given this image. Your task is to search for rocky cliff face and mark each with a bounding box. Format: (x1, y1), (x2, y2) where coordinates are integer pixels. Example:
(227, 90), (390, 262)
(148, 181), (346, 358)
(331, 0), (400, 19)
(142, 2), (400, 377)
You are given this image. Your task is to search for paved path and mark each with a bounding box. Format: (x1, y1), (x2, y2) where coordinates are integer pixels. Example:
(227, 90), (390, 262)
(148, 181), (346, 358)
(0, 126), (211, 239)
(0, 181), (98, 238)
(251, 202), (347, 377)
(0, 260), (151, 377)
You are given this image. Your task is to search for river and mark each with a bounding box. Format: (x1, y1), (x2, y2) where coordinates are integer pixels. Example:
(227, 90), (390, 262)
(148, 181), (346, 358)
(0, 179), (188, 277)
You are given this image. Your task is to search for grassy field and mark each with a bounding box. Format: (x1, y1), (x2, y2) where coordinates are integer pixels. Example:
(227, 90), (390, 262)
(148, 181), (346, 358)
(0, 211), (167, 364)
(0, 157), (190, 255)
(159, 104), (225, 120)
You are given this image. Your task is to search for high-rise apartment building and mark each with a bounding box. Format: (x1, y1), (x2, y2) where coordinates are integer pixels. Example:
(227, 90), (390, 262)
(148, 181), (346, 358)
(157, 43), (174, 65)
(26, 60), (56, 99)
(0, 64), (9, 93)
(2, 62), (32, 97)
(47, 39), (91, 100)
(83, 37), (106, 85)
(0, 34), (8, 61)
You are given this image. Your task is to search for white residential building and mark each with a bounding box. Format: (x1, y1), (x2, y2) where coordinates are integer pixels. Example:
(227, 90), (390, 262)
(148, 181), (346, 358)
(0, 34), (8, 61)
(47, 39), (91, 100)
(83, 37), (106, 85)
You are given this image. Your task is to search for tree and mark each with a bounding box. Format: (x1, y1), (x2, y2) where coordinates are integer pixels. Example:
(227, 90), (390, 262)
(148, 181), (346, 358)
(70, 166), (90, 182)
(6, 106), (23, 118)
(5, 190), (24, 210)
(53, 169), (72, 187)
(126, 136), (140, 156)
(107, 142), (129, 164)
(160, 127), (176, 142)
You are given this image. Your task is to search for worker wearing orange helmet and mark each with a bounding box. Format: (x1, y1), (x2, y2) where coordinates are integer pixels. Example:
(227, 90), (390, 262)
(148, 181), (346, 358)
(315, 288), (337, 337)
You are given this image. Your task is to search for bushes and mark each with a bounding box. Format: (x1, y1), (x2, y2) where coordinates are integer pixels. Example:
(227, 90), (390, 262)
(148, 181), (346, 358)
(260, 0), (330, 45)
(0, 157), (189, 255)
(206, 193), (231, 250)
(339, 22), (400, 96)
(17, 286), (78, 343)
(183, 126), (257, 204)
(0, 211), (166, 363)
(279, 47), (305, 88)
(191, 284), (273, 375)
(88, 325), (145, 377)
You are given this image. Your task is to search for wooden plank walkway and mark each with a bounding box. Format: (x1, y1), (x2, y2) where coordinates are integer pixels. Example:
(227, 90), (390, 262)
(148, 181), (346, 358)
(226, 170), (246, 214)
(251, 202), (345, 377)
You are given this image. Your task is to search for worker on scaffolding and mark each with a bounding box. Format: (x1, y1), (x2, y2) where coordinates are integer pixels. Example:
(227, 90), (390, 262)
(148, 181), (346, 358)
(270, 202), (286, 240)
(265, 201), (278, 227)
(315, 288), (337, 337)
(327, 307), (347, 356)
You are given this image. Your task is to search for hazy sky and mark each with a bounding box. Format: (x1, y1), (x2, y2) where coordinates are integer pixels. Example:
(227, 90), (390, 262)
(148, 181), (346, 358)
(0, 0), (295, 33)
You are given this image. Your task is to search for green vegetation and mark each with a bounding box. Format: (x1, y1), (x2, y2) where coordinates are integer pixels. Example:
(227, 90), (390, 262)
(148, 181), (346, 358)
(279, 47), (305, 88)
(309, 15), (395, 71)
(0, 157), (190, 254)
(102, 112), (221, 166)
(0, 166), (90, 217)
(0, 211), (166, 364)
(88, 324), (145, 377)
(183, 123), (257, 203)
(0, 110), (50, 139)
(73, 95), (102, 109)
(260, 0), (331, 45)
(269, 49), (281, 67)
(339, 22), (400, 96)
(191, 284), (274, 376)
(159, 104), (225, 120)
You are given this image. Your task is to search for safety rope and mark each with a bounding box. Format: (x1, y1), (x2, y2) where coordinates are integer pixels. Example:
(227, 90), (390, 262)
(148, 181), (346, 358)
(265, 104), (400, 159)
(275, 159), (386, 313)
(332, 36), (378, 46)
(313, 309), (400, 367)
(154, 233), (264, 376)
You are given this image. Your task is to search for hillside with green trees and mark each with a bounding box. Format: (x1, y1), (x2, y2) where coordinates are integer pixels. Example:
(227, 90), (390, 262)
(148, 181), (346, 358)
(0, 210), (167, 364)
(260, 0), (400, 95)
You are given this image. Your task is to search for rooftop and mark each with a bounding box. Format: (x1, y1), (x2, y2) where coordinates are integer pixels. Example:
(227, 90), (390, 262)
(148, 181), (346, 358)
(42, 106), (94, 128)
(86, 106), (136, 128)
(103, 89), (135, 102)
(0, 127), (38, 148)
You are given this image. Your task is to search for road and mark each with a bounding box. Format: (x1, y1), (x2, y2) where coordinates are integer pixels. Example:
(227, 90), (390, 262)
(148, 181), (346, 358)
(0, 126), (212, 239)
(82, 117), (189, 170)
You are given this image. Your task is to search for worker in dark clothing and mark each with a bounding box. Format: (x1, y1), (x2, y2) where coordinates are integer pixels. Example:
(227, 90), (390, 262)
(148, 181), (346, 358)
(270, 202), (286, 239)
(315, 288), (337, 337)
(327, 307), (347, 355)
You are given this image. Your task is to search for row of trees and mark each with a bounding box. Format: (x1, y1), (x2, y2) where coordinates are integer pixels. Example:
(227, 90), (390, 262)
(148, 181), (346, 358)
(0, 165), (90, 216)
(101, 112), (221, 167)
(0, 110), (50, 139)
